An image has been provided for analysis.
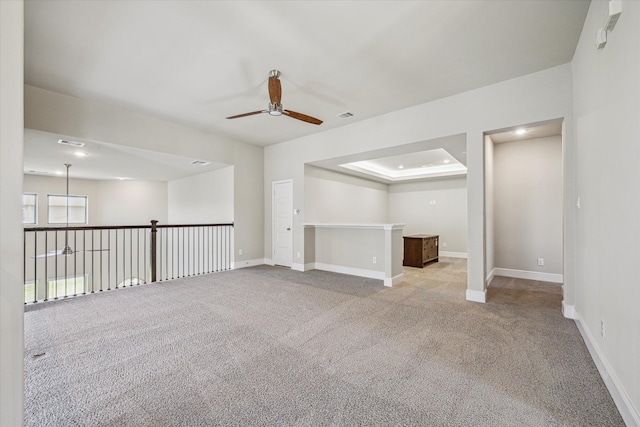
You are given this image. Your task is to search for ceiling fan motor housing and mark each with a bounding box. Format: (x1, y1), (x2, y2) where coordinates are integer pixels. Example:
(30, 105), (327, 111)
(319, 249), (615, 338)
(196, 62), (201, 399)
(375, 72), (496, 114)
(268, 103), (283, 116)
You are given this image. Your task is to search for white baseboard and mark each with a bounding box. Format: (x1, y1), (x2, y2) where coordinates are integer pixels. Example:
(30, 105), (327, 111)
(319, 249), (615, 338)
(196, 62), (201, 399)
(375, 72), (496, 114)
(493, 268), (563, 284)
(232, 258), (266, 269)
(486, 268), (496, 286)
(291, 263), (305, 272)
(312, 262), (385, 281)
(574, 314), (640, 427)
(466, 289), (486, 303)
(264, 258), (274, 266)
(440, 251), (468, 259)
(384, 273), (404, 287)
(561, 301), (576, 319)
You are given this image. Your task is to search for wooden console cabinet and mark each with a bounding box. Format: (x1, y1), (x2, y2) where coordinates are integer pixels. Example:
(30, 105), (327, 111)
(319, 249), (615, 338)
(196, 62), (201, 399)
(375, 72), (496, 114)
(403, 234), (439, 268)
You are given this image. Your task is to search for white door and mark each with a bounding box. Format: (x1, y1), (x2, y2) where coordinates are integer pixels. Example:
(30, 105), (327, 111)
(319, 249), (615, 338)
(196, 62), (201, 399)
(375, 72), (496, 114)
(272, 180), (293, 267)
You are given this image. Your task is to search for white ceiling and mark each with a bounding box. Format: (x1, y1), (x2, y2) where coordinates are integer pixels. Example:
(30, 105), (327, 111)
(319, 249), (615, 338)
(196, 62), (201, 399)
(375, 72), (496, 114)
(24, 129), (229, 181)
(487, 121), (563, 144)
(310, 133), (467, 184)
(23, 0), (589, 181)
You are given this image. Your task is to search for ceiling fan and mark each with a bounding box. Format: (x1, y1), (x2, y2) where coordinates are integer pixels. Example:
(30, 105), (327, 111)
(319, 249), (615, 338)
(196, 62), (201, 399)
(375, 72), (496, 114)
(226, 70), (323, 125)
(33, 164), (108, 259)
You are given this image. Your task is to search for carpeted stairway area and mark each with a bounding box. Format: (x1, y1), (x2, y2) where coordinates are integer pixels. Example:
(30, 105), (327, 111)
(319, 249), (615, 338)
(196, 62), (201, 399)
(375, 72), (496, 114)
(24, 258), (624, 426)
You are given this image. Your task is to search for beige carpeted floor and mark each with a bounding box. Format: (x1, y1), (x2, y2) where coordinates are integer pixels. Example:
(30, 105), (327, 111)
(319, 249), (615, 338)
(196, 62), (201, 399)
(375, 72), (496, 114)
(24, 258), (624, 426)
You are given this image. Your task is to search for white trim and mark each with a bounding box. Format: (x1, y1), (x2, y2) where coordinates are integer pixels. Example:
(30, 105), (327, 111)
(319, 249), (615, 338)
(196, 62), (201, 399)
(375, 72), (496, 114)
(493, 267), (563, 283)
(384, 273), (404, 287)
(466, 289), (486, 303)
(561, 301), (576, 319)
(303, 223), (405, 231)
(291, 263), (318, 272)
(440, 251), (468, 259)
(574, 314), (640, 427)
(232, 258), (266, 269)
(485, 267), (496, 286)
(264, 258), (274, 266)
(312, 262), (385, 281)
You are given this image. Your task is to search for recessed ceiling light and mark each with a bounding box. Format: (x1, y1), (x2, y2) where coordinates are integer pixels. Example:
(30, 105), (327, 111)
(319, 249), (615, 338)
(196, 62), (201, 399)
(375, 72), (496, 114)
(442, 159), (451, 164)
(73, 151), (87, 157)
(117, 177), (130, 180)
(398, 165), (404, 169)
(515, 128), (527, 135)
(55, 171), (64, 175)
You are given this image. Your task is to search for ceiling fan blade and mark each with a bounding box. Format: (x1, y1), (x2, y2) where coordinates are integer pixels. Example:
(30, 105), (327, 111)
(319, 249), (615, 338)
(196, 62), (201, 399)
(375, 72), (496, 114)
(226, 110), (266, 119)
(268, 76), (282, 105)
(283, 109), (323, 125)
(32, 249), (64, 259)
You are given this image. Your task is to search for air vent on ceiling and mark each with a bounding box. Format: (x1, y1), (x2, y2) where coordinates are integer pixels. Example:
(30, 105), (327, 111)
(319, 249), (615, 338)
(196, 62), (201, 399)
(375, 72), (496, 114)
(337, 111), (355, 119)
(191, 160), (210, 166)
(58, 139), (85, 148)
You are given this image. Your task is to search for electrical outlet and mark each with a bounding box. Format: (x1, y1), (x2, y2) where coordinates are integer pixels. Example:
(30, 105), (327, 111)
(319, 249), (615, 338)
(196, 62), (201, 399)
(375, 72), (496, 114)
(442, 242), (447, 248)
(238, 249), (243, 256)
(297, 251), (301, 259)
(537, 258), (544, 266)
(372, 256), (377, 264)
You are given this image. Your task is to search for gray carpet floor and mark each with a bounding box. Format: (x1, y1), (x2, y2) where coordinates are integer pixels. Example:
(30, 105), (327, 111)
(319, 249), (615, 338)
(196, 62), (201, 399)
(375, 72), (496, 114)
(24, 258), (624, 426)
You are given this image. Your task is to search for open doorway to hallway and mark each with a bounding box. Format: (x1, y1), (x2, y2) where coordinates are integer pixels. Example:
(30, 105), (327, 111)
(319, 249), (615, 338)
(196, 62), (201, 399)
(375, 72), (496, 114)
(484, 120), (564, 300)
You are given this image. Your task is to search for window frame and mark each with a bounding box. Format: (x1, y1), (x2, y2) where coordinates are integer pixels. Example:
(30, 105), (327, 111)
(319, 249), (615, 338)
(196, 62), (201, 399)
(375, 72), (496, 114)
(47, 194), (88, 225)
(22, 193), (38, 225)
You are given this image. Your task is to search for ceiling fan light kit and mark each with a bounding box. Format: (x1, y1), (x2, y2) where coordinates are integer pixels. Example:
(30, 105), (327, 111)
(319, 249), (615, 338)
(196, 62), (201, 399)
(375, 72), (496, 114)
(268, 103), (283, 116)
(226, 70), (323, 125)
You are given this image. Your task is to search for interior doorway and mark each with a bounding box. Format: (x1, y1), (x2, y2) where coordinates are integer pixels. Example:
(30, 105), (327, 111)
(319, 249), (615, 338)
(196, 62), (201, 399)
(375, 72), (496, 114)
(484, 120), (564, 296)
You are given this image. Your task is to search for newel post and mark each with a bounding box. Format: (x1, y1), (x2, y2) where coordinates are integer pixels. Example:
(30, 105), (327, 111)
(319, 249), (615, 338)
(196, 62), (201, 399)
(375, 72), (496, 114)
(150, 220), (158, 282)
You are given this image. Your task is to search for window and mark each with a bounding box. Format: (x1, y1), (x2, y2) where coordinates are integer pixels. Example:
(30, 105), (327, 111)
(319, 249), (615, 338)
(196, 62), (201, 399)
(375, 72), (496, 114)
(47, 195), (88, 224)
(47, 276), (86, 299)
(23, 280), (38, 303)
(24, 276), (87, 303)
(23, 193), (37, 225)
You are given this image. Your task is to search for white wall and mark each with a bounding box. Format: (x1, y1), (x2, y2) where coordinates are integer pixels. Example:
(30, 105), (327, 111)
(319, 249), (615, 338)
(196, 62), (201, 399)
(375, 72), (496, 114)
(572, 1), (640, 423)
(388, 176), (467, 255)
(23, 174), (168, 226)
(0, 1), (24, 424)
(98, 180), (167, 225)
(304, 165), (388, 223)
(493, 136), (563, 275)
(265, 64), (574, 301)
(168, 167), (233, 224)
(24, 86), (263, 264)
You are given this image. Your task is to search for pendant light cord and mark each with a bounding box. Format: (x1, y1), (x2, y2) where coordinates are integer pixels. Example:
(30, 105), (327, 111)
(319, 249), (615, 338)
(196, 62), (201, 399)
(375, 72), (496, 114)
(64, 163), (71, 249)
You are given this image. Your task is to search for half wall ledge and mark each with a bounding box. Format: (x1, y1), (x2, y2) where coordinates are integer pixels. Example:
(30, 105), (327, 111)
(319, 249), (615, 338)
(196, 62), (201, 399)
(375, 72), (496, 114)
(303, 223), (405, 287)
